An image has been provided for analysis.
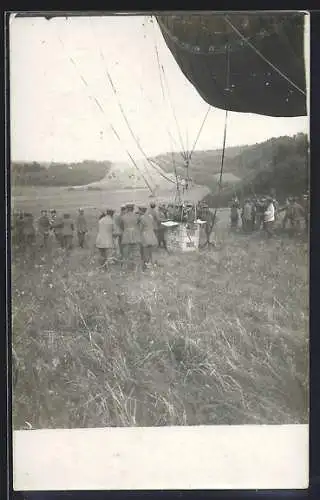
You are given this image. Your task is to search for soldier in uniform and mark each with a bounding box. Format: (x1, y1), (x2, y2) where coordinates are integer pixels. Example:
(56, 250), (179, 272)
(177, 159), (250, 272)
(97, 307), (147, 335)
(147, 202), (161, 244)
(263, 197), (275, 238)
(167, 203), (175, 220)
(96, 209), (115, 268)
(138, 206), (158, 270)
(49, 209), (57, 226)
(76, 208), (88, 248)
(173, 204), (183, 222)
(185, 202), (195, 223)
(200, 203), (216, 244)
(61, 213), (74, 250)
(51, 211), (64, 247)
(156, 204), (168, 250)
(254, 197), (265, 230)
(241, 199), (254, 232)
(282, 197), (305, 232)
(230, 200), (240, 230)
(113, 205), (126, 259)
(120, 203), (141, 267)
(38, 210), (51, 248)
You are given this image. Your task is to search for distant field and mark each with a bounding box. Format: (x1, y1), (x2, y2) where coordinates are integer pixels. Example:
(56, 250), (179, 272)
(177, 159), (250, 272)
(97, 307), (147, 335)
(11, 185), (210, 214)
(11, 189), (308, 429)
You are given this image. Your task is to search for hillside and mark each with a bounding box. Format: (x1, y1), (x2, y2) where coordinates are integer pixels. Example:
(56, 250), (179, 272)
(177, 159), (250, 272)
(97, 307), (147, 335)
(152, 146), (248, 190)
(150, 134), (308, 198)
(203, 133), (309, 207)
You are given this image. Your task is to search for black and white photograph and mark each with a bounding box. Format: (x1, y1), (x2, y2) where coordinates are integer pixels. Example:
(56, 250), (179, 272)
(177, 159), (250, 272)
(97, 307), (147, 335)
(10, 11), (309, 490)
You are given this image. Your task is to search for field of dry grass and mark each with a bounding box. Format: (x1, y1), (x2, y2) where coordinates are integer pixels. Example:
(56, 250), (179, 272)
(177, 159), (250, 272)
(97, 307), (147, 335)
(11, 204), (309, 429)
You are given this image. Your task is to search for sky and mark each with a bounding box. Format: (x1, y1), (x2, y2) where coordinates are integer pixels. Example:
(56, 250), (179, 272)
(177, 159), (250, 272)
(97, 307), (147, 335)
(9, 14), (309, 164)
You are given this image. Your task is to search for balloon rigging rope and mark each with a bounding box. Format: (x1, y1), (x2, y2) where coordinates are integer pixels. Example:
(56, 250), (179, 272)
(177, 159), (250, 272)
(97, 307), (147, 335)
(150, 17), (187, 165)
(152, 21), (188, 161)
(187, 106), (211, 162)
(88, 18), (176, 188)
(56, 31), (154, 195)
(224, 15), (306, 97)
(211, 43), (230, 231)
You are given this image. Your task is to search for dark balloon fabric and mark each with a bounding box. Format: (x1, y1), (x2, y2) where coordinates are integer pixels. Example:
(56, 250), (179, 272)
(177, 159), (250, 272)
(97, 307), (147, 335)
(156, 13), (307, 117)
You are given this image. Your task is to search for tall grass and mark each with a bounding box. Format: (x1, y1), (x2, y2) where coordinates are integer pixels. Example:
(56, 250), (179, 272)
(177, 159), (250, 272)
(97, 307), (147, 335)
(12, 225), (309, 429)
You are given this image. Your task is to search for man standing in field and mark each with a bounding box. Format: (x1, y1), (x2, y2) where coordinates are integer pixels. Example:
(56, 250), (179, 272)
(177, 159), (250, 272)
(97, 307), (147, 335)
(51, 211), (64, 247)
(147, 202), (162, 246)
(61, 213), (74, 250)
(113, 205), (125, 259)
(230, 199), (239, 230)
(242, 199), (254, 232)
(76, 208), (88, 248)
(49, 209), (56, 227)
(157, 204), (168, 250)
(200, 203), (216, 245)
(120, 203), (141, 267)
(254, 197), (265, 230)
(167, 203), (175, 220)
(263, 197), (275, 238)
(38, 210), (51, 248)
(96, 209), (115, 269)
(282, 197), (305, 232)
(138, 206), (158, 270)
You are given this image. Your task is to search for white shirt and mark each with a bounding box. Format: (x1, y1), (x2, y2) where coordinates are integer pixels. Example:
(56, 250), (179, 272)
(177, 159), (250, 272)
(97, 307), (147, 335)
(264, 202), (275, 222)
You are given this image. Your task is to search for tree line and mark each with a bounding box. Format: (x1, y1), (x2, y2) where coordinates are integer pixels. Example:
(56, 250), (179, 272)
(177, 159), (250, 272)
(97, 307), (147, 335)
(11, 160), (112, 187)
(204, 133), (308, 206)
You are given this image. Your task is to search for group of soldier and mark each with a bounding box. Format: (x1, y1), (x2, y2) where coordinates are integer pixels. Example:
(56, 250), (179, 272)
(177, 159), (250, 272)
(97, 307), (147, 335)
(12, 190), (308, 270)
(229, 192), (309, 237)
(95, 201), (214, 270)
(12, 208), (88, 252)
(11, 201), (215, 270)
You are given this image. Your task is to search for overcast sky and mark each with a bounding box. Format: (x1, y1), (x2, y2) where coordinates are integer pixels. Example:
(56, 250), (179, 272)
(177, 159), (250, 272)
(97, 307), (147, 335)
(9, 14), (309, 164)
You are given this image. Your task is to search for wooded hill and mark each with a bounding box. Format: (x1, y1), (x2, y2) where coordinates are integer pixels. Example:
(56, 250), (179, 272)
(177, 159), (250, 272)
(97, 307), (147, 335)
(152, 133), (308, 201)
(202, 133), (309, 206)
(11, 160), (112, 187)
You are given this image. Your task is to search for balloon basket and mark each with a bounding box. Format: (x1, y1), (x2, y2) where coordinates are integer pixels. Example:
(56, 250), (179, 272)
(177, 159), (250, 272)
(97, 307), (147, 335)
(162, 220), (206, 252)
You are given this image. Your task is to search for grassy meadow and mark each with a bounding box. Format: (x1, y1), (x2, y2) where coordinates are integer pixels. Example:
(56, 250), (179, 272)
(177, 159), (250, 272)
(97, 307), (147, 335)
(11, 188), (309, 429)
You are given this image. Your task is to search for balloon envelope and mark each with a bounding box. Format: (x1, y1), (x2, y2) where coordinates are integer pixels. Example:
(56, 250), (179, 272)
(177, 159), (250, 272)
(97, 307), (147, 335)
(156, 13), (306, 117)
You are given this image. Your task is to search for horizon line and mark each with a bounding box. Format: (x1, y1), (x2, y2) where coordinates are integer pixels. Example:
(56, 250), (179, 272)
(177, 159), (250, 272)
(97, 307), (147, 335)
(10, 132), (307, 165)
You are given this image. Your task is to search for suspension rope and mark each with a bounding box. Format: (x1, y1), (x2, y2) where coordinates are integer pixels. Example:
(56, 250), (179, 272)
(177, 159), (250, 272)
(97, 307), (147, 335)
(155, 16), (213, 189)
(56, 31), (155, 195)
(89, 19), (154, 188)
(149, 14), (190, 198)
(89, 19), (176, 187)
(224, 15), (306, 97)
(161, 64), (188, 161)
(150, 16), (181, 154)
(152, 21), (188, 161)
(202, 43), (230, 246)
(188, 106), (211, 161)
(168, 132), (182, 205)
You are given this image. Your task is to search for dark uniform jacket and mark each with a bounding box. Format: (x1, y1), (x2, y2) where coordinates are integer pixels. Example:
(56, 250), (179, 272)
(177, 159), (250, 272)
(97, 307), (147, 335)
(120, 212), (141, 244)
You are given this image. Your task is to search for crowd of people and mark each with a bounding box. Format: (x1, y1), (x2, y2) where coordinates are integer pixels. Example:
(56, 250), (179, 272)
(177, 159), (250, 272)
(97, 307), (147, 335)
(11, 191), (308, 270)
(11, 201), (215, 270)
(229, 193), (308, 237)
